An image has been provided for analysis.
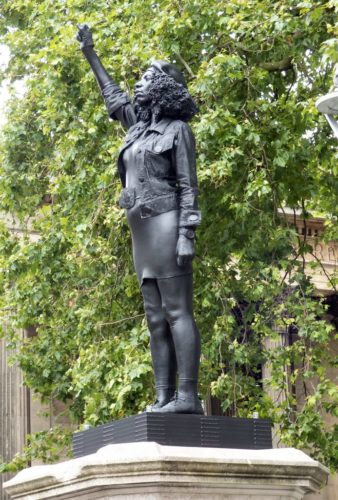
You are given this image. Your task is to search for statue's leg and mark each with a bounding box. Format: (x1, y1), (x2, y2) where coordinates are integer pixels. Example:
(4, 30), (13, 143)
(141, 278), (176, 407)
(155, 274), (203, 414)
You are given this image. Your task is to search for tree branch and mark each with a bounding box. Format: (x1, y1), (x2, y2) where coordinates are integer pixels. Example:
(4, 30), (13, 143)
(174, 51), (195, 79)
(260, 57), (293, 72)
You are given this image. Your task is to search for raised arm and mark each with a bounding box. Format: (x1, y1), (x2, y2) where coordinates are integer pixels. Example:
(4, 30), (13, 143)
(76, 24), (137, 129)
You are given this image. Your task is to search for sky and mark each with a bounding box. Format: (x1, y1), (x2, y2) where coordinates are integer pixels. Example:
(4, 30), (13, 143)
(0, 44), (10, 126)
(0, 44), (26, 127)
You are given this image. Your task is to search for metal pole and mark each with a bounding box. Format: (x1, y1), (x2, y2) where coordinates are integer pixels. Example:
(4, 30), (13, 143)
(324, 114), (338, 139)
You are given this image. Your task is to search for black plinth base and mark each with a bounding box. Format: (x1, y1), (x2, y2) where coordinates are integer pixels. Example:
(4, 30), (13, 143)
(73, 413), (272, 458)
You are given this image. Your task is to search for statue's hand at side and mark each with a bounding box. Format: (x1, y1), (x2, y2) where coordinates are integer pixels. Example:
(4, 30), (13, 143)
(76, 24), (94, 50)
(176, 235), (195, 267)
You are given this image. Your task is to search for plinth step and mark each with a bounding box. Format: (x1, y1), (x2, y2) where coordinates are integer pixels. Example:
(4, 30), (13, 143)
(73, 413), (272, 457)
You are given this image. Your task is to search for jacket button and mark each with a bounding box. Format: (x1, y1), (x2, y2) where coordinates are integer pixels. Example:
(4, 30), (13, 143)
(154, 145), (162, 153)
(189, 214), (199, 222)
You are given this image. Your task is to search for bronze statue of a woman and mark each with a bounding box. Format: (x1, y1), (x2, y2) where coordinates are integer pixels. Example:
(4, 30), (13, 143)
(77, 24), (203, 414)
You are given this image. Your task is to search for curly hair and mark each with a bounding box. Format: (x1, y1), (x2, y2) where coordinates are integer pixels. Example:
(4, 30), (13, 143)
(135, 72), (198, 123)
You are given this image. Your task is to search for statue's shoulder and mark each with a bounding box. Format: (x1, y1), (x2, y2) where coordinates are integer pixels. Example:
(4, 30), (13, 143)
(167, 119), (192, 135)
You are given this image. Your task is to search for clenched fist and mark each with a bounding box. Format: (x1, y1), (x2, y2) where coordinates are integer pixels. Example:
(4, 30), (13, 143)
(176, 234), (195, 267)
(76, 24), (94, 50)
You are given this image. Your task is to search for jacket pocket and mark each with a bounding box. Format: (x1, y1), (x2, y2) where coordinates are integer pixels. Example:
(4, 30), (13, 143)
(145, 133), (175, 178)
(149, 133), (175, 154)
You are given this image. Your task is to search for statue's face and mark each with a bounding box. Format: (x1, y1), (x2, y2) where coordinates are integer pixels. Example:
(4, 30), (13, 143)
(134, 68), (155, 105)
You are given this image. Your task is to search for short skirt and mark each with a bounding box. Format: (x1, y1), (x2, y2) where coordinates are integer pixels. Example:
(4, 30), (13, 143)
(126, 200), (192, 286)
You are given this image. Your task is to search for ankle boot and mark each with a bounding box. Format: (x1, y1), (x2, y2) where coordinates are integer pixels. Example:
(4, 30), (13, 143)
(145, 386), (175, 412)
(151, 391), (204, 414)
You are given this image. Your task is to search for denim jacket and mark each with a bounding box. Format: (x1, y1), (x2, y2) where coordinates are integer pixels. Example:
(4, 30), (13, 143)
(101, 81), (201, 229)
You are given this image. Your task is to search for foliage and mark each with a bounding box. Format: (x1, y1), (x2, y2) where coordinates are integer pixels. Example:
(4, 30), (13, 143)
(0, 427), (72, 473)
(0, 0), (337, 471)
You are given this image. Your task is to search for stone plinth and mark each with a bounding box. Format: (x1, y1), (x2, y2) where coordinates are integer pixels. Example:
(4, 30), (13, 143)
(3, 442), (329, 500)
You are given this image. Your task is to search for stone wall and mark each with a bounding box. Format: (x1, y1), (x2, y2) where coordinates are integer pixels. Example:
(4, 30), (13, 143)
(0, 330), (29, 500)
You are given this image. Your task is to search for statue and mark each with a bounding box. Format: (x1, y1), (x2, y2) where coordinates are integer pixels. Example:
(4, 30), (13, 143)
(76, 24), (203, 414)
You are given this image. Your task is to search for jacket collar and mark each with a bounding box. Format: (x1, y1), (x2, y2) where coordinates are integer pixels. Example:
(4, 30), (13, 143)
(147, 118), (171, 134)
(124, 118), (172, 147)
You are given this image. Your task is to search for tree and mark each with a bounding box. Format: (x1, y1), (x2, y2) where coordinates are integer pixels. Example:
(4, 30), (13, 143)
(0, 0), (337, 471)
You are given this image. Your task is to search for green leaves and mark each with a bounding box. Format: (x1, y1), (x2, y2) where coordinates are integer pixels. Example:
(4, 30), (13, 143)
(0, 427), (72, 473)
(0, 0), (337, 471)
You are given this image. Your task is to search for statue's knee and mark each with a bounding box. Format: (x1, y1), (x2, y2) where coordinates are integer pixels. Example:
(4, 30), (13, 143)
(146, 311), (167, 336)
(162, 303), (182, 326)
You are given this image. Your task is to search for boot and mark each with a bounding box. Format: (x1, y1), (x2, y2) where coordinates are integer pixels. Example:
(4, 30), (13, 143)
(145, 386), (175, 412)
(151, 391), (204, 414)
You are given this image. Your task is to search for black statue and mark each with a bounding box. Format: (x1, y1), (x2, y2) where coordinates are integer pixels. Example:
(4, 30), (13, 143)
(77, 24), (203, 414)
